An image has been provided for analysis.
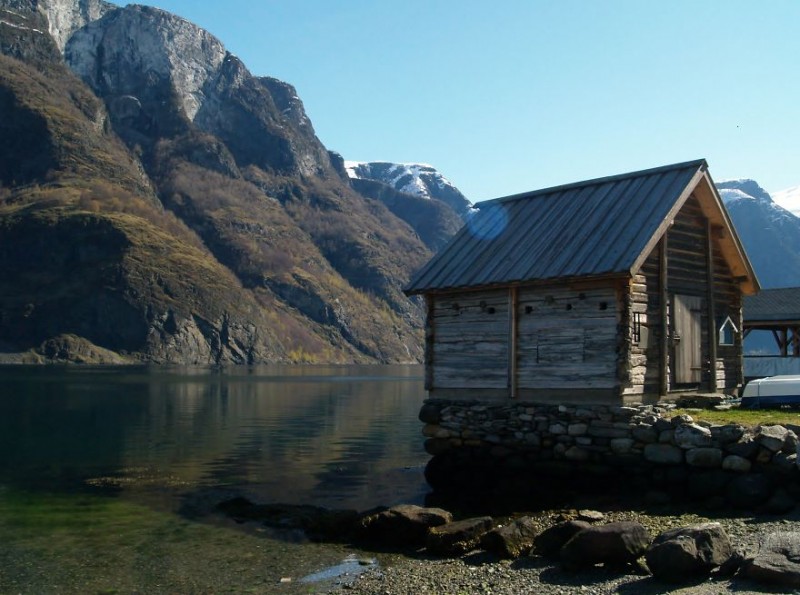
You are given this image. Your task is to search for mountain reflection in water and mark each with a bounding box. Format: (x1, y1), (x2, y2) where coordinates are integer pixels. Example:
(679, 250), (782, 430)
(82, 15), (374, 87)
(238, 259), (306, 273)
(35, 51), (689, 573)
(0, 365), (429, 511)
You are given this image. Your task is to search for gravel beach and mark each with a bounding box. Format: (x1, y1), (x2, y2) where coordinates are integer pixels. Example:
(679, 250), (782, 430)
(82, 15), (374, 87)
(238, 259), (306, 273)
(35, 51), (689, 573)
(329, 508), (800, 595)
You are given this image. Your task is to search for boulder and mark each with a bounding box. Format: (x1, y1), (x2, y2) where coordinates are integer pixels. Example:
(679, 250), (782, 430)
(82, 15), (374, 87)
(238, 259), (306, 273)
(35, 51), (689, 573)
(564, 446), (590, 461)
(426, 516), (494, 556)
(770, 451), (797, 474)
(757, 425), (790, 453)
(645, 523), (732, 582)
(744, 532), (800, 587)
(533, 520), (592, 558)
(722, 454), (751, 473)
(674, 423), (713, 449)
(418, 402), (442, 424)
(644, 443), (684, 465)
(560, 521), (652, 571)
(215, 498), (360, 541)
(631, 424), (658, 444)
(713, 424), (746, 444)
(610, 438), (635, 454)
(725, 435), (759, 458)
(671, 414), (694, 426)
(685, 447), (723, 468)
(360, 504), (452, 547)
(481, 516), (539, 559)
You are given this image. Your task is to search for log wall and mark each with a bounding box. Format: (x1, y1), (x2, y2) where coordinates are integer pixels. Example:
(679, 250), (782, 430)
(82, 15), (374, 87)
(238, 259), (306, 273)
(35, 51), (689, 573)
(517, 284), (620, 391)
(623, 194), (744, 397)
(430, 289), (510, 391)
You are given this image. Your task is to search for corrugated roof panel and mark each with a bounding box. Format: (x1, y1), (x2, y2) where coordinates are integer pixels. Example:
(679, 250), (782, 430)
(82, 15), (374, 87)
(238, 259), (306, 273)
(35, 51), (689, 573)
(405, 159), (709, 294)
(745, 288), (800, 323)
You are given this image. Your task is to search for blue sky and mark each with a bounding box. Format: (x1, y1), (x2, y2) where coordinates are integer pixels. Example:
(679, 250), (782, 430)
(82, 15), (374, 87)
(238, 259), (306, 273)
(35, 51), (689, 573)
(145, 1), (799, 202)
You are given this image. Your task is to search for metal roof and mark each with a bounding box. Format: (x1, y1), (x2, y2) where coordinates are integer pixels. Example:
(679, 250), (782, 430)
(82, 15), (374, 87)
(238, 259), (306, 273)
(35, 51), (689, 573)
(406, 159), (712, 294)
(744, 288), (800, 324)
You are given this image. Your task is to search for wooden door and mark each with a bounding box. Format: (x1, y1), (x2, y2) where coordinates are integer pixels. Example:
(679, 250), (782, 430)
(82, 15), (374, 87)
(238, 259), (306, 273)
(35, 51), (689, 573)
(673, 294), (702, 384)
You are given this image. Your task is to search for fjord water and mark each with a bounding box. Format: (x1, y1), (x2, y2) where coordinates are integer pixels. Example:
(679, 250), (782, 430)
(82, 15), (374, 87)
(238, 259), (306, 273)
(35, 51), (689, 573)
(0, 365), (430, 592)
(0, 364), (429, 509)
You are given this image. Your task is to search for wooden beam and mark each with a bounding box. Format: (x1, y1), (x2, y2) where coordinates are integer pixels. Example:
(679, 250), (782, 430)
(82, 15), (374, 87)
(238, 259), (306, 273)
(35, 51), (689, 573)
(424, 294), (434, 391)
(508, 286), (519, 399)
(659, 236), (669, 396)
(706, 220), (718, 392)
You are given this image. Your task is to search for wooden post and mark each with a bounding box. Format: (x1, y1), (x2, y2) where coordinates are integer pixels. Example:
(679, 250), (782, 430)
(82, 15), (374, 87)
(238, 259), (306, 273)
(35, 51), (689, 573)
(659, 236), (669, 396)
(706, 221), (718, 393)
(424, 294), (434, 391)
(508, 286), (519, 399)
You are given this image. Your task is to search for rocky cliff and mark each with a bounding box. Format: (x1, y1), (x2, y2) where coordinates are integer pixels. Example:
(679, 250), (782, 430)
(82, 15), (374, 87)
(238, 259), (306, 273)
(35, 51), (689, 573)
(0, 0), (443, 364)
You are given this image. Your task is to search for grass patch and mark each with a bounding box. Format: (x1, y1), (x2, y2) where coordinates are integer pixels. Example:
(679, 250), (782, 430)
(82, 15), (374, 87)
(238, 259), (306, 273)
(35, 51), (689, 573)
(672, 407), (800, 428)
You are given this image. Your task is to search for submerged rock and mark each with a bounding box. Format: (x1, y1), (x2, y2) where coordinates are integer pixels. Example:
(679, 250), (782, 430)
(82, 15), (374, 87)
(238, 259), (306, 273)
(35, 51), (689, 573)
(359, 504), (452, 548)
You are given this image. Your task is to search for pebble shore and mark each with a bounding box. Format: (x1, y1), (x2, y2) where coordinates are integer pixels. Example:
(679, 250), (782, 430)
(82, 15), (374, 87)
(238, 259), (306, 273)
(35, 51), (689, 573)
(330, 509), (800, 594)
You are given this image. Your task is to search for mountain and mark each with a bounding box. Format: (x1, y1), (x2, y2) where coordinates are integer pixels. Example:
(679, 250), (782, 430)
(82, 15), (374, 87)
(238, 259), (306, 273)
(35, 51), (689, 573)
(0, 0), (444, 364)
(717, 179), (800, 288)
(346, 161), (472, 217)
(773, 185), (800, 217)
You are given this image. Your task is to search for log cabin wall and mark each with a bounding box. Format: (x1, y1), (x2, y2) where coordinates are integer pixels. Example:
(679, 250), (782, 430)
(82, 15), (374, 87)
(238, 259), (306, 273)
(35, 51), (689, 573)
(622, 194), (745, 399)
(711, 234), (744, 391)
(428, 288), (510, 399)
(622, 269), (658, 400)
(516, 283), (620, 399)
(427, 282), (622, 402)
(665, 195), (712, 390)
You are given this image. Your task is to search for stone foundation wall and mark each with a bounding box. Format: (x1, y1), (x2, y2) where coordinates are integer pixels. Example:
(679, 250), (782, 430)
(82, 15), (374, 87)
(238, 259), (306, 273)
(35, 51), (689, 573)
(420, 399), (800, 511)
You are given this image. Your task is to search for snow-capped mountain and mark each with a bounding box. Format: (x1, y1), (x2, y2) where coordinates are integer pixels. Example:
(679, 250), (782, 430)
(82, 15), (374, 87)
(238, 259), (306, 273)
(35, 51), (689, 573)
(717, 179), (800, 288)
(773, 185), (800, 217)
(345, 161), (472, 218)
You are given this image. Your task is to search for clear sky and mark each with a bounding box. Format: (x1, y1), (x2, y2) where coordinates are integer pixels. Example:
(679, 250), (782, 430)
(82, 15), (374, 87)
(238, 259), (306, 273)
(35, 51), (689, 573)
(142, 0), (799, 203)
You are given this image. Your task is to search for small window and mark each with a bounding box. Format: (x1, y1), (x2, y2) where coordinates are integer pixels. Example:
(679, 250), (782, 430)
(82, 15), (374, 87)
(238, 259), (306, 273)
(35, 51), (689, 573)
(633, 312), (646, 345)
(719, 316), (738, 346)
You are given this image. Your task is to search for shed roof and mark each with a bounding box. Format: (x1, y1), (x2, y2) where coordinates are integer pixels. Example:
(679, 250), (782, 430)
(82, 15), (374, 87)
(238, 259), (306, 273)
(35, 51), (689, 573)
(405, 159), (758, 295)
(744, 288), (800, 325)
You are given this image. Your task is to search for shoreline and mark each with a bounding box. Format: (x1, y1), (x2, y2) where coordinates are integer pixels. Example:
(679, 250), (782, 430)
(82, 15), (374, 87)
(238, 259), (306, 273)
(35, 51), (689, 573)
(327, 507), (800, 595)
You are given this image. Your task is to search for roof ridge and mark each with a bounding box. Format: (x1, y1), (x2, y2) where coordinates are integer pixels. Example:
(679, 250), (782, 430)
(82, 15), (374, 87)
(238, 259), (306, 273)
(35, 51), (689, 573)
(486, 158), (708, 205)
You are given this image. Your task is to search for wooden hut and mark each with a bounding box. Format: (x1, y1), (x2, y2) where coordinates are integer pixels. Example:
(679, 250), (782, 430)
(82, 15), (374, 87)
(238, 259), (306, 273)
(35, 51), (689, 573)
(405, 159), (759, 404)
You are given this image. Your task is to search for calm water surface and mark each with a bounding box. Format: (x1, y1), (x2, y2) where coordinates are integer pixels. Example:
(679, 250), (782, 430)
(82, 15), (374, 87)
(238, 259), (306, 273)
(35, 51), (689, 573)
(0, 364), (430, 510)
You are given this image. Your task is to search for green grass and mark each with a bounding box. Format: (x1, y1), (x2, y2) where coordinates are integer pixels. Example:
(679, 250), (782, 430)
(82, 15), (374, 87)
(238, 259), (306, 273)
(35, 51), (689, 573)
(672, 407), (800, 428)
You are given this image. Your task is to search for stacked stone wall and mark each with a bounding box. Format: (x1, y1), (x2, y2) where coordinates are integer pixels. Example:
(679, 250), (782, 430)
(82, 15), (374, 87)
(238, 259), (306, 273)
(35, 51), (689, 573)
(420, 399), (800, 511)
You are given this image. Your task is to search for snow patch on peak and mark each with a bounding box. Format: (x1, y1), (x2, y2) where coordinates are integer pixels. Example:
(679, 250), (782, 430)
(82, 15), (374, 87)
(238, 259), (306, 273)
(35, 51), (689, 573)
(718, 188), (757, 202)
(716, 178), (772, 203)
(344, 161), (454, 200)
(346, 160), (472, 218)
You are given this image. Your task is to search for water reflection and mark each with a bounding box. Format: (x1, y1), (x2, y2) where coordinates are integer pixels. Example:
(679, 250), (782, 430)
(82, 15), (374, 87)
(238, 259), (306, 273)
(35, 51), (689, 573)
(0, 365), (429, 510)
